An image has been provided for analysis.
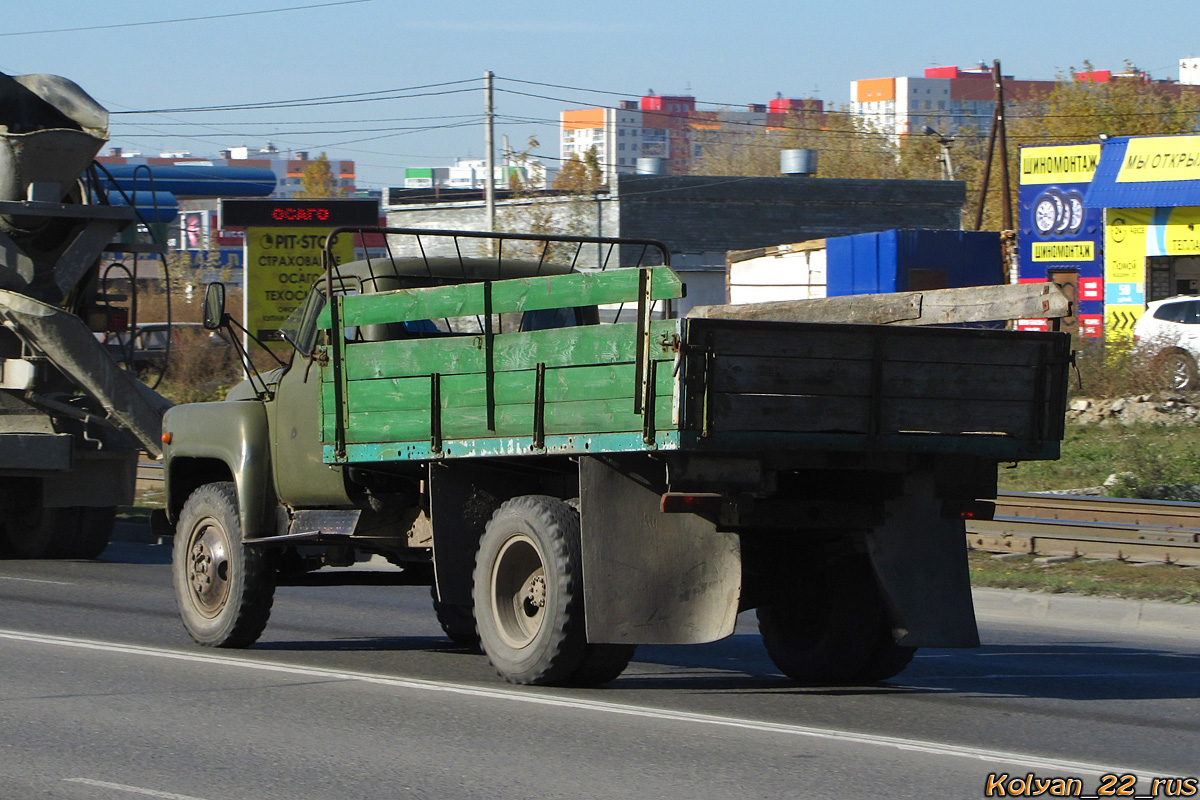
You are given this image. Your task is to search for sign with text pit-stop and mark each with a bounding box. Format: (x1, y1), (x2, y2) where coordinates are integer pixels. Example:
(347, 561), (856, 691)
(244, 228), (353, 353)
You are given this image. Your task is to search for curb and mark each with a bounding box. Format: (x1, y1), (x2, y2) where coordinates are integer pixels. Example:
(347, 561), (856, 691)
(113, 521), (1199, 635)
(111, 520), (166, 546)
(972, 587), (1200, 637)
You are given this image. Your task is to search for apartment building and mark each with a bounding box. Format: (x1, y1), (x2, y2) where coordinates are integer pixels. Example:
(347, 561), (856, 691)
(560, 94), (823, 181)
(854, 61), (1200, 139)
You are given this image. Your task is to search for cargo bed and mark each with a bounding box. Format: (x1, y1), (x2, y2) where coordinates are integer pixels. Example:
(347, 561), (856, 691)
(318, 266), (1070, 465)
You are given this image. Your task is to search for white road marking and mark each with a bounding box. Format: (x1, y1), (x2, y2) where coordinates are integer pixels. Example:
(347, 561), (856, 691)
(64, 777), (211, 800)
(0, 628), (1164, 778)
(917, 671), (1200, 681)
(0, 576), (73, 585)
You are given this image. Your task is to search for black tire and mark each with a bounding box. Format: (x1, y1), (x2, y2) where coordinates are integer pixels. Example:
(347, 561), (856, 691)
(2, 505), (74, 559)
(67, 506), (118, 560)
(473, 495), (634, 686)
(1159, 350), (1198, 391)
(854, 618), (917, 684)
(431, 585), (479, 648)
(562, 640), (637, 687)
(0, 497), (115, 560)
(756, 557), (884, 685)
(172, 482), (276, 648)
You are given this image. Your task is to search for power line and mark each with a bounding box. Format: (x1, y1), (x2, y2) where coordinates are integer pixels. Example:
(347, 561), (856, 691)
(119, 120), (485, 138)
(112, 80), (480, 115)
(111, 113), (481, 127)
(0, 0), (377, 37)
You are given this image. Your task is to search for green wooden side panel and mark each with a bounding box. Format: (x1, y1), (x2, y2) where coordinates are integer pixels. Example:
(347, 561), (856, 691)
(317, 267), (684, 329)
(322, 363), (676, 414)
(342, 320), (678, 381)
(322, 395), (675, 444)
(329, 430), (684, 463)
(321, 314), (682, 460)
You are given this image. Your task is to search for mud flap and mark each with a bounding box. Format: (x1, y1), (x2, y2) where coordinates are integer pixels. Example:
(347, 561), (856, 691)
(579, 455), (741, 645)
(427, 461), (537, 607)
(866, 470), (980, 648)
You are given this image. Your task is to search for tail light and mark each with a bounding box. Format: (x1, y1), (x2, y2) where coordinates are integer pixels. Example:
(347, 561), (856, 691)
(943, 499), (995, 521)
(660, 493), (723, 515)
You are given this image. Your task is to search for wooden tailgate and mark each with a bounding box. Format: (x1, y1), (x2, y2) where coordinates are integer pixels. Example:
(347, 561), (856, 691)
(681, 319), (1070, 443)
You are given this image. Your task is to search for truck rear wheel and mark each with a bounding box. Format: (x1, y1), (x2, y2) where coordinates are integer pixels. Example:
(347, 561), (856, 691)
(854, 619), (917, 683)
(431, 586), (479, 649)
(756, 556), (884, 685)
(473, 495), (634, 686)
(172, 482), (276, 648)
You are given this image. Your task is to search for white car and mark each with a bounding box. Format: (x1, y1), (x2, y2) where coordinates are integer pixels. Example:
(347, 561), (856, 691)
(1133, 296), (1200, 390)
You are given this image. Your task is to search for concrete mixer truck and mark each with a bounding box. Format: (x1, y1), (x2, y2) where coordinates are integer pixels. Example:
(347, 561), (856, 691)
(0, 71), (172, 559)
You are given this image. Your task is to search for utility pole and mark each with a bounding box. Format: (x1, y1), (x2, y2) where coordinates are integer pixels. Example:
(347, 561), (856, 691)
(973, 59), (1014, 236)
(484, 70), (495, 234)
(994, 60), (1014, 233)
(922, 126), (955, 180)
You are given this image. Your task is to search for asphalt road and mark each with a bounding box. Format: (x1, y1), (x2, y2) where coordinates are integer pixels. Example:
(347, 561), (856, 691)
(2, 540), (1198, 800)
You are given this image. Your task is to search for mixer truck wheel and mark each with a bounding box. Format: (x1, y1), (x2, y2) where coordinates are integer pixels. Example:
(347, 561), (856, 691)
(173, 482), (276, 648)
(473, 495), (633, 686)
(65, 506), (117, 560)
(0, 477), (116, 560)
(1, 500), (97, 560)
(756, 555), (883, 684)
(0, 503), (67, 559)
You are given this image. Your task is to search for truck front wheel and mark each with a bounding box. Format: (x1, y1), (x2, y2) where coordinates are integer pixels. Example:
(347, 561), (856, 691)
(757, 556), (890, 685)
(472, 495), (634, 686)
(172, 482), (276, 648)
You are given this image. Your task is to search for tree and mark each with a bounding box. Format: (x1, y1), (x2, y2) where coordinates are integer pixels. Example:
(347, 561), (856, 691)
(552, 147), (604, 194)
(295, 152), (341, 198)
(972, 64), (1200, 229)
(693, 64), (1200, 231)
(498, 141), (609, 264)
(693, 102), (903, 180)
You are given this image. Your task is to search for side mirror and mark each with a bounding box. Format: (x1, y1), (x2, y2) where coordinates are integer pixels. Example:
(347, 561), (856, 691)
(202, 282), (226, 330)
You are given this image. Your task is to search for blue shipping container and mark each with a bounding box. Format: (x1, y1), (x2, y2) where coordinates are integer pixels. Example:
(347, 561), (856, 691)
(825, 229), (1002, 296)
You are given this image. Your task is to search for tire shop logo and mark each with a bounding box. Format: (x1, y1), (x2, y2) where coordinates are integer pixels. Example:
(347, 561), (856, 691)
(1110, 217), (1127, 244)
(1031, 187), (1085, 239)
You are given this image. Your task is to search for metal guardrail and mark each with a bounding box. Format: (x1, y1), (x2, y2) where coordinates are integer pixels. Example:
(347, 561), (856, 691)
(967, 492), (1200, 567)
(136, 460), (164, 485)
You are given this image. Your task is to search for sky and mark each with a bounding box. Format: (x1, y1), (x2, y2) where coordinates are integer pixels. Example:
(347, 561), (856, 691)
(2, 0), (1196, 191)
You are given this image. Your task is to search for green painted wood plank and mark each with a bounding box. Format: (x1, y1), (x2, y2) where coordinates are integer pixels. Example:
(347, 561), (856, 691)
(333, 319), (678, 381)
(322, 395), (675, 444)
(325, 363), (677, 414)
(326, 430), (685, 464)
(318, 267), (684, 328)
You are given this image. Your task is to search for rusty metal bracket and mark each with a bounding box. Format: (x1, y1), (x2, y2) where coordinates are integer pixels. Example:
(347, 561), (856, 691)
(533, 362), (546, 450)
(430, 372), (442, 455)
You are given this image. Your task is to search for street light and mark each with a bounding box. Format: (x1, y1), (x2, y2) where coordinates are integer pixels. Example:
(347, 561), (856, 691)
(923, 125), (956, 181)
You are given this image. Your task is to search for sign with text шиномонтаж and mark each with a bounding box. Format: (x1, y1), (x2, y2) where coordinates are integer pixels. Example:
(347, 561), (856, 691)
(1019, 143), (1101, 186)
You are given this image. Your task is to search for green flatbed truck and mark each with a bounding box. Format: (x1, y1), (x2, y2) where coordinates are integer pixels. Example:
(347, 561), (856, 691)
(162, 228), (1070, 687)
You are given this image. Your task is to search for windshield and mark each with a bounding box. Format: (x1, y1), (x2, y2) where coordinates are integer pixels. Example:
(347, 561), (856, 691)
(279, 288), (326, 356)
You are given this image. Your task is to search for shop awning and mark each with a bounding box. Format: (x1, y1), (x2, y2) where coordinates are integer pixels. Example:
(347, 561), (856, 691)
(1083, 134), (1200, 209)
